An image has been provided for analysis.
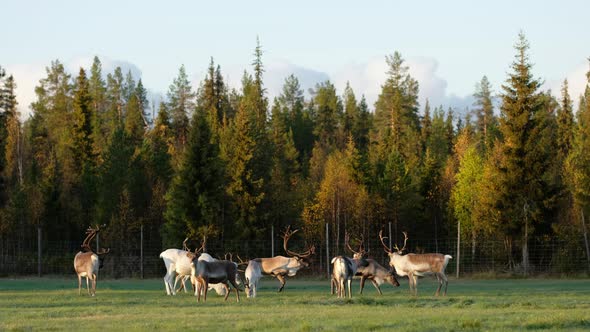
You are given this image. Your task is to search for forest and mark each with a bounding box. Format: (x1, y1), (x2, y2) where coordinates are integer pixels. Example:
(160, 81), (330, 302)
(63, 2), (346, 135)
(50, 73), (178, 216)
(1, 33), (590, 276)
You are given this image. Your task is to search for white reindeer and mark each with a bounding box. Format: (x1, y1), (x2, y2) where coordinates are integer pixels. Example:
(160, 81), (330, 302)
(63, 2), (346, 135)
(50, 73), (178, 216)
(379, 231), (452, 296)
(331, 255), (361, 298)
(159, 239), (226, 296)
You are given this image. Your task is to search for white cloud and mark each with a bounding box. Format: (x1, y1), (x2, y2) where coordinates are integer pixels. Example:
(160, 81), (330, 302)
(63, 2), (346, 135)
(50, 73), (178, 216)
(332, 56), (474, 117)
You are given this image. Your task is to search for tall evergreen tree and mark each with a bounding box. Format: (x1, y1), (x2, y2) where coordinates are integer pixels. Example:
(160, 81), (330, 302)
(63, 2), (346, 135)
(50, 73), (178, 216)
(473, 76), (497, 155)
(557, 79), (574, 160)
(89, 56), (107, 157)
(312, 80), (341, 148)
(485, 33), (554, 273)
(168, 65), (195, 150)
(71, 68), (95, 171)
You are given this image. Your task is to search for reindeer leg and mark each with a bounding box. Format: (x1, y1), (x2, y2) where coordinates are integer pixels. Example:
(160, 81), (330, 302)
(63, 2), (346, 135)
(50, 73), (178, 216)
(441, 273), (449, 296)
(223, 283), (231, 301)
(412, 275), (419, 296)
(371, 279), (383, 295)
(203, 280), (208, 302)
(435, 274), (442, 296)
(78, 275), (82, 295)
(347, 279), (352, 299)
(86, 276), (90, 295)
(196, 279), (202, 302)
(359, 276), (366, 294)
(276, 274), (286, 292)
(92, 274), (97, 296)
(229, 279), (240, 302)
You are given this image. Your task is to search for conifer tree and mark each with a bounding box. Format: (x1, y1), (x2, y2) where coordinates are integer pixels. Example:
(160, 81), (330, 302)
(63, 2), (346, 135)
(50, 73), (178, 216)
(72, 68), (94, 171)
(163, 110), (223, 247)
(89, 56), (107, 157)
(168, 65), (195, 150)
(312, 81), (341, 148)
(486, 33), (555, 273)
(473, 76), (497, 155)
(557, 79), (574, 160)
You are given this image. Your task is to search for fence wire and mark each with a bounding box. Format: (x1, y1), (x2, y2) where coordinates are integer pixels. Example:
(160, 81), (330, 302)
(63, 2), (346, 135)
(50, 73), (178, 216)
(1, 232), (589, 278)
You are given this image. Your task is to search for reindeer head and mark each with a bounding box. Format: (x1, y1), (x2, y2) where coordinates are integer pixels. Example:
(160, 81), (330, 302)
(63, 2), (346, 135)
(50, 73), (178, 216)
(379, 230), (408, 257)
(345, 232), (369, 260)
(244, 277), (253, 298)
(186, 239), (206, 261)
(283, 225), (315, 267)
(385, 270), (401, 287)
(80, 225), (110, 268)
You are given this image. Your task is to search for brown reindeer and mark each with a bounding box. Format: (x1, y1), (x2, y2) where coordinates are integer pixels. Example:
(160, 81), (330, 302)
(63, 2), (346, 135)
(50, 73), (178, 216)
(344, 233), (400, 295)
(379, 231), (452, 296)
(73, 225), (110, 296)
(245, 226), (315, 294)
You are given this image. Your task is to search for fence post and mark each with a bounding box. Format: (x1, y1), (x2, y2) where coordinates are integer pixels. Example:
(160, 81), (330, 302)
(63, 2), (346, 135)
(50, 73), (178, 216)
(140, 224), (144, 279)
(37, 226), (42, 277)
(456, 219), (460, 278)
(325, 222), (329, 278)
(388, 222), (392, 250)
(271, 225), (274, 257)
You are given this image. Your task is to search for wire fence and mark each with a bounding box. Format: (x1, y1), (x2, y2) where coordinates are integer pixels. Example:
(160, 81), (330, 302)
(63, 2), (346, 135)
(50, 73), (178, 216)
(1, 230), (589, 278)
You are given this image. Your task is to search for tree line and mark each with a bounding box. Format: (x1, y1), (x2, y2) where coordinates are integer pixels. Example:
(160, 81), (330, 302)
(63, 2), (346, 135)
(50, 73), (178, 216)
(1, 33), (589, 273)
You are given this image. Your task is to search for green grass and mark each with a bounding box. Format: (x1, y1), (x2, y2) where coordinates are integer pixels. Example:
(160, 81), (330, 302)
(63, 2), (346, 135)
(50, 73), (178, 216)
(1, 277), (589, 331)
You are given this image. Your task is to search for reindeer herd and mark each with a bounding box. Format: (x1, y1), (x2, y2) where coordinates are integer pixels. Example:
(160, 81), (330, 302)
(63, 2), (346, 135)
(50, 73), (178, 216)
(73, 225), (452, 300)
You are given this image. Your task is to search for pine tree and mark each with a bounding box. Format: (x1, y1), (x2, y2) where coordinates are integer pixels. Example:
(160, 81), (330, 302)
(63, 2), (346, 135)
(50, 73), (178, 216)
(124, 93), (145, 145)
(473, 76), (497, 155)
(312, 80), (341, 147)
(89, 56), (107, 158)
(71, 68), (95, 171)
(421, 99), (432, 151)
(557, 79), (574, 160)
(487, 33), (554, 273)
(163, 110), (223, 247)
(168, 65), (195, 150)
(104, 67), (124, 143)
(135, 79), (149, 127)
(374, 52), (420, 155)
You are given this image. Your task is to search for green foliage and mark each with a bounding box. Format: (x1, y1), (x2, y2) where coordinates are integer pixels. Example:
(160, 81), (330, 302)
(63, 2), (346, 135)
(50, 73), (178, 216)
(163, 111), (223, 247)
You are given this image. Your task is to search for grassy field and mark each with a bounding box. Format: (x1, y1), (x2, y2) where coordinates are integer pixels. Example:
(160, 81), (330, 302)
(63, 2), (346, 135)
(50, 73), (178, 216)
(1, 277), (589, 331)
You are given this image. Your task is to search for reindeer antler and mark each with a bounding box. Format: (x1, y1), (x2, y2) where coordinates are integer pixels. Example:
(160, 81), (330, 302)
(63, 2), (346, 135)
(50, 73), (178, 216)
(182, 238), (190, 252)
(393, 231), (408, 253)
(379, 230), (392, 254)
(81, 225), (100, 253)
(283, 225), (315, 258)
(345, 232), (368, 256)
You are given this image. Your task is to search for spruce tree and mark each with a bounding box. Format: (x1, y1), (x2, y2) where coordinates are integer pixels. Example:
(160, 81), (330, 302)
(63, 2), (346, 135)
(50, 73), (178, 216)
(168, 64), (195, 150)
(473, 76), (496, 155)
(89, 56), (107, 157)
(557, 79), (574, 160)
(72, 68), (94, 171)
(489, 33), (554, 273)
(164, 110), (223, 247)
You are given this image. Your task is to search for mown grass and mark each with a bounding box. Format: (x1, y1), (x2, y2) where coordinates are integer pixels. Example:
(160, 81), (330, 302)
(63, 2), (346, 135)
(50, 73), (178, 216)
(1, 277), (589, 331)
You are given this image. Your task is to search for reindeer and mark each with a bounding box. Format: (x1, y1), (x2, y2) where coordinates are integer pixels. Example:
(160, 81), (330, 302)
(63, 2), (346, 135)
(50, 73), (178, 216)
(188, 255), (241, 303)
(159, 238), (226, 296)
(344, 233), (400, 295)
(244, 259), (262, 298)
(244, 226), (315, 295)
(379, 231), (452, 296)
(73, 225), (110, 296)
(331, 255), (360, 298)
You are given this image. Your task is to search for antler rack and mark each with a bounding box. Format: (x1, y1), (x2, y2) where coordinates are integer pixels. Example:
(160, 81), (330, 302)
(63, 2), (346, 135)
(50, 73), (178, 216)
(282, 225), (315, 258)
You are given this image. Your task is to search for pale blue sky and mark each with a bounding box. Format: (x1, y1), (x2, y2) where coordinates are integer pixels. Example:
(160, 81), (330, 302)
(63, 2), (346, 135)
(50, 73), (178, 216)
(2, 0), (589, 116)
